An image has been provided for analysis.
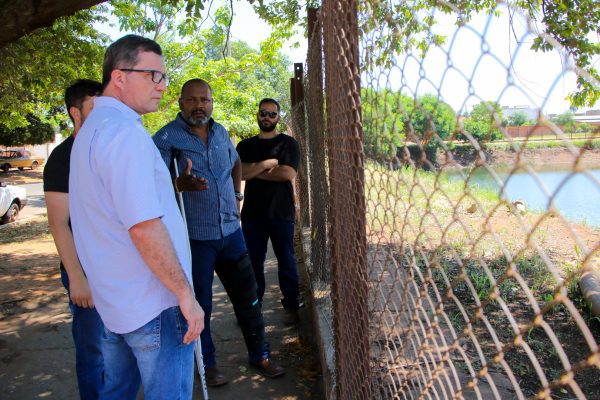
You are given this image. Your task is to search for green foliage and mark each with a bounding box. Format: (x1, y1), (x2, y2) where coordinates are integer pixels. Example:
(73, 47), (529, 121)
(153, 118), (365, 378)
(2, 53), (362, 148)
(0, 114), (55, 146)
(362, 89), (457, 163)
(507, 111), (529, 126)
(461, 101), (504, 142)
(0, 7), (108, 129)
(406, 94), (457, 145)
(353, 0), (600, 109)
(527, 0), (600, 108)
(108, 2), (293, 138)
(551, 111), (576, 132)
(170, 0), (600, 108)
(0, 1), (292, 144)
(362, 88), (407, 159)
(575, 122), (592, 133)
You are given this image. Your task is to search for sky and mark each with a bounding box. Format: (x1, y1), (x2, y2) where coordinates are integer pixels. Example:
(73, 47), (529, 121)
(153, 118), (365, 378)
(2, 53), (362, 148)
(365, 5), (597, 115)
(99, 2), (596, 116)
(224, 2), (596, 115)
(98, 0), (307, 64)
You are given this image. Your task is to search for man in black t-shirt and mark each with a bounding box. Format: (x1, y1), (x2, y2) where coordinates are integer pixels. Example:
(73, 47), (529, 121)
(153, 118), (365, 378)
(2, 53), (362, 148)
(236, 98), (301, 325)
(43, 79), (104, 399)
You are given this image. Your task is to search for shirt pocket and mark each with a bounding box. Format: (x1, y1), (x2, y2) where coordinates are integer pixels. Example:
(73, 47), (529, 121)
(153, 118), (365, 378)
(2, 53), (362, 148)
(210, 139), (234, 175)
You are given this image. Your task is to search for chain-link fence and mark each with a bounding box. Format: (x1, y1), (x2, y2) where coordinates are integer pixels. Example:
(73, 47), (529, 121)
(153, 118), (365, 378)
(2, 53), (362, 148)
(288, 1), (600, 399)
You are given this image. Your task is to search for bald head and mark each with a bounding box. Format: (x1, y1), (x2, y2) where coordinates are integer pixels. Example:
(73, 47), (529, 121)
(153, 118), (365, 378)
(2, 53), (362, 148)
(181, 79), (212, 96)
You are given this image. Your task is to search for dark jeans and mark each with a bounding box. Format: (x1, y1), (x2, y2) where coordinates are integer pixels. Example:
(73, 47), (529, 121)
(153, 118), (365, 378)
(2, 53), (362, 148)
(60, 268), (105, 400)
(189, 228), (267, 368)
(242, 220), (300, 310)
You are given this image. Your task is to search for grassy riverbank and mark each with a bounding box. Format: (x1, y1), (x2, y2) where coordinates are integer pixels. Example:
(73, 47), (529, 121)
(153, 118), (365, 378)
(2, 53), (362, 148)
(365, 161), (600, 397)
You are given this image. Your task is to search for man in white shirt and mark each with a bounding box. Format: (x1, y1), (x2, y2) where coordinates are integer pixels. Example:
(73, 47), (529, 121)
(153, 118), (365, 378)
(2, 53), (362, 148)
(69, 34), (203, 400)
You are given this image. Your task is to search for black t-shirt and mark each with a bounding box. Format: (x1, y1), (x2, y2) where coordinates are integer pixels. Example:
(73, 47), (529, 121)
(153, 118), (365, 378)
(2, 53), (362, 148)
(236, 133), (300, 222)
(43, 135), (74, 271)
(43, 135), (73, 193)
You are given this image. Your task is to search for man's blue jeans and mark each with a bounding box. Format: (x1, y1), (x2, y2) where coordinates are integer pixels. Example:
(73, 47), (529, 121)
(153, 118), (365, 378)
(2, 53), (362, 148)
(60, 268), (105, 400)
(189, 228), (266, 368)
(242, 220), (300, 310)
(100, 306), (194, 400)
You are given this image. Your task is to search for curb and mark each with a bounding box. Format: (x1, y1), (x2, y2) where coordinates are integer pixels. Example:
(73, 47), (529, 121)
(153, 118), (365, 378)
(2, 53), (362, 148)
(0, 214), (47, 230)
(297, 226), (335, 400)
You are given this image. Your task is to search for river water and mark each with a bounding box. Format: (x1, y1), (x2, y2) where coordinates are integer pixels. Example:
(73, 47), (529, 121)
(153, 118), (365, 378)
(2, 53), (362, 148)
(448, 168), (600, 228)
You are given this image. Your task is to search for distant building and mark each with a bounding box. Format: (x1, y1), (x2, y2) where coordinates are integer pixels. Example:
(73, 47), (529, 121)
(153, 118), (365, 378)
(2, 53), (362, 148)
(501, 105), (539, 121)
(572, 110), (600, 127)
(30, 132), (64, 159)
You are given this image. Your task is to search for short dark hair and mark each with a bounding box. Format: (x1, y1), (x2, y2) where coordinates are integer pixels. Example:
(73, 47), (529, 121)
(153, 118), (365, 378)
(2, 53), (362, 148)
(181, 79), (212, 96)
(258, 98), (280, 112)
(102, 34), (162, 88)
(64, 79), (102, 122)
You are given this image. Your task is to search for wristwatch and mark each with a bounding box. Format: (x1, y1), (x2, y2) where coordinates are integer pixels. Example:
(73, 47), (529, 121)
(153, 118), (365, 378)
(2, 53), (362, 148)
(234, 191), (244, 201)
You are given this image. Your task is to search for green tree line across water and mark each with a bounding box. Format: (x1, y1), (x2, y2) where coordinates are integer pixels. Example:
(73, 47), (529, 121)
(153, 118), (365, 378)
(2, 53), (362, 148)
(362, 88), (599, 163)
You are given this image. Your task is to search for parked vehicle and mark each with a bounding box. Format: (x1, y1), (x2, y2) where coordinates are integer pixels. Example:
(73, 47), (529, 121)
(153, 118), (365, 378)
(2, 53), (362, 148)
(0, 150), (45, 172)
(0, 182), (27, 224)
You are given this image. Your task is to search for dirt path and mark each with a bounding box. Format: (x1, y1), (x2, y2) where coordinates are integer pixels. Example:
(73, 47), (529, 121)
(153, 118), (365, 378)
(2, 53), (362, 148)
(0, 217), (76, 398)
(0, 168), (44, 185)
(0, 216), (322, 399)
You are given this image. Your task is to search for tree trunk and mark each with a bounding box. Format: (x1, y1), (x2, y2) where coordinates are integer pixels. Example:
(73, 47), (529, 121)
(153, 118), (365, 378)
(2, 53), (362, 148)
(0, 0), (106, 48)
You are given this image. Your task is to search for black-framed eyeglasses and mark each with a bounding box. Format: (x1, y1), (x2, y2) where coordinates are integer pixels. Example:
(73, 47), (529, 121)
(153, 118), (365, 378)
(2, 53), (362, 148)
(118, 69), (169, 85)
(259, 110), (278, 118)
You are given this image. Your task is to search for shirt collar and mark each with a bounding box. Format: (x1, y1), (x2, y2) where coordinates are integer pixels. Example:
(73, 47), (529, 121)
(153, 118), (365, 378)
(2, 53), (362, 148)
(94, 96), (142, 122)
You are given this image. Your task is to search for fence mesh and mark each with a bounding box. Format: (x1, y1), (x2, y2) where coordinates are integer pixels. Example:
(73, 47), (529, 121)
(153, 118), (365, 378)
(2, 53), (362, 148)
(288, 1), (600, 399)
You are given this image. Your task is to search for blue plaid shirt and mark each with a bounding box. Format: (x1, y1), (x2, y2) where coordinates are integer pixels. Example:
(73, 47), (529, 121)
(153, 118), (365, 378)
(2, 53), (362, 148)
(153, 114), (240, 241)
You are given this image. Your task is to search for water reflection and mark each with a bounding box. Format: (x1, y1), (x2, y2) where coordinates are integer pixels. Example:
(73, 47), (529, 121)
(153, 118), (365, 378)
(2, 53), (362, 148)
(448, 168), (600, 228)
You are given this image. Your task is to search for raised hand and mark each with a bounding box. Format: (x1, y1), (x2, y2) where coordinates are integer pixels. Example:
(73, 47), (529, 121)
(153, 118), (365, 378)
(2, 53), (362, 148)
(175, 158), (208, 191)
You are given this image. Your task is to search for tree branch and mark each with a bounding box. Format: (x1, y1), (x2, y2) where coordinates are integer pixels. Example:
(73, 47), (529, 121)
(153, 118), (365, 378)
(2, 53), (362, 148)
(222, 0), (233, 59)
(0, 0), (107, 48)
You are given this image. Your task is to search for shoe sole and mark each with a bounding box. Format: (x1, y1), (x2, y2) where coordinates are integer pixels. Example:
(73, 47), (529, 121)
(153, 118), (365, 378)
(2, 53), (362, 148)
(205, 379), (229, 387)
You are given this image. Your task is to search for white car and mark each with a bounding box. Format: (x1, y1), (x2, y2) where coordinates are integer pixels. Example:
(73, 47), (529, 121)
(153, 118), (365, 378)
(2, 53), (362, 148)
(0, 182), (27, 224)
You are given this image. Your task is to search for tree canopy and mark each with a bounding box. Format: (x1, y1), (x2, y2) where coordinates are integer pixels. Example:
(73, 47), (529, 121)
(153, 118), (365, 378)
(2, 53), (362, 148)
(2, 0), (596, 109)
(362, 88), (458, 159)
(507, 111), (529, 126)
(0, 7), (107, 130)
(0, 114), (55, 147)
(0, 0), (597, 145)
(461, 101), (505, 142)
(107, 1), (292, 137)
(0, 0), (292, 145)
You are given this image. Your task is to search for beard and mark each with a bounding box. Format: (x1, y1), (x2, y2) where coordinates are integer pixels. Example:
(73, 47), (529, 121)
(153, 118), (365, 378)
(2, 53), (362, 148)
(258, 120), (277, 132)
(182, 110), (210, 126)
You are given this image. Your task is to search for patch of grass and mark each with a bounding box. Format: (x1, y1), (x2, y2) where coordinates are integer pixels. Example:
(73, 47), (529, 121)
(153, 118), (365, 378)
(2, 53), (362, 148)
(366, 156), (600, 398)
(0, 215), (51, 244)
(365, 162), (500, 236)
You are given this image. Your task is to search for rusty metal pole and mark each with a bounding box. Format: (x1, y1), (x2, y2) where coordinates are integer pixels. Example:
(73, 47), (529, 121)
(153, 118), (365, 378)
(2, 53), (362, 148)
(306, 7), (329, 282)
(290, 63), (311, 228)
